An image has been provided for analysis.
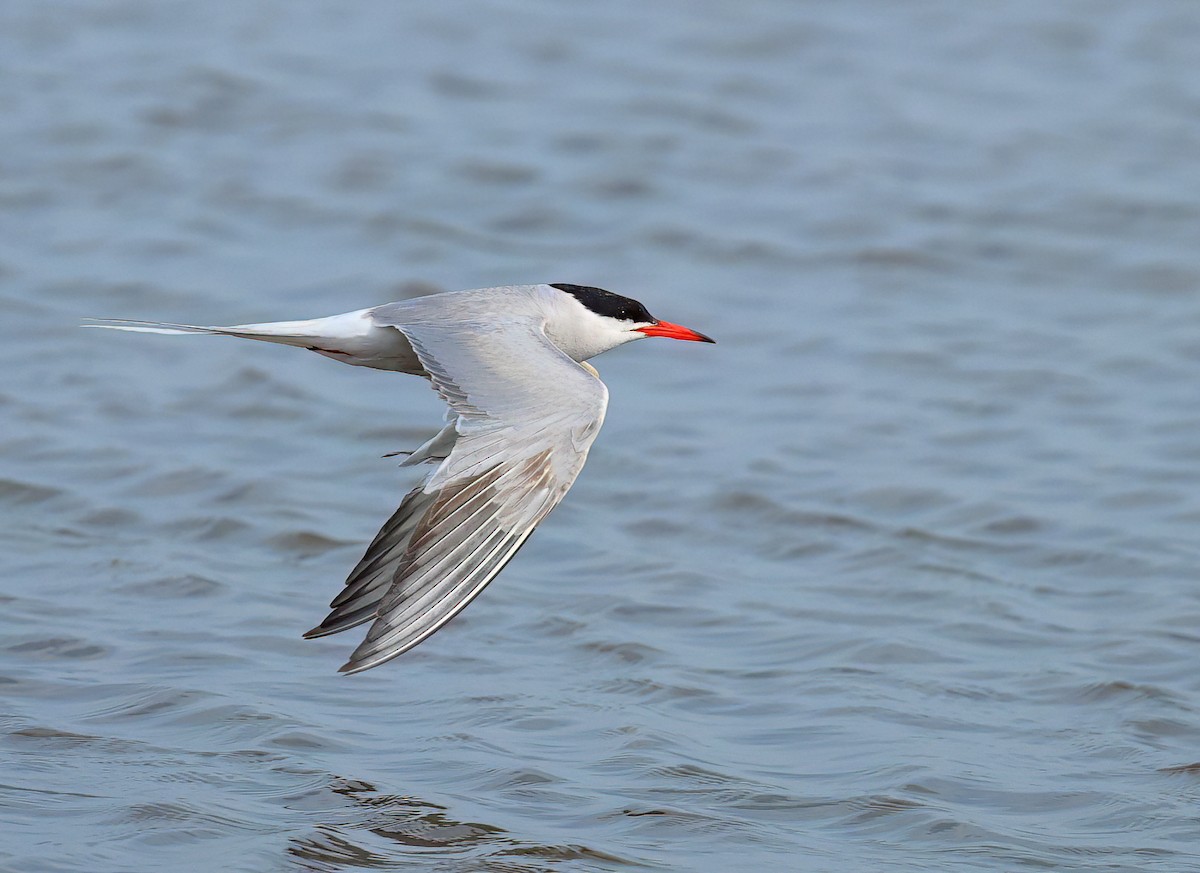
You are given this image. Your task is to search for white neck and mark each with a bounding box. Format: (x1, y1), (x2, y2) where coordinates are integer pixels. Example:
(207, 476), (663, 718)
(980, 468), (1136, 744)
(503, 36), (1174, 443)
(537, 285), (646, 362)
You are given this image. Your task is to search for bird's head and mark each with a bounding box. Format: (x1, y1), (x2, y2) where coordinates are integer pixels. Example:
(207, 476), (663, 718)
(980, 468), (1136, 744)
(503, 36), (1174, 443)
(546, 283), (714, 361)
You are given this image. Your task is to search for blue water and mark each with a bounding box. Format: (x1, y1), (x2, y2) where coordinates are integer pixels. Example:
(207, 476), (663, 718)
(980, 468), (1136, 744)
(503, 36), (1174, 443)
(3, 2), (1200, 870)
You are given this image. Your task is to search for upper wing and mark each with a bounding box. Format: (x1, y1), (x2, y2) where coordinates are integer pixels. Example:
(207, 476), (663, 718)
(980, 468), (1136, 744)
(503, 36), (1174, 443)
(337, 317), (608, 673)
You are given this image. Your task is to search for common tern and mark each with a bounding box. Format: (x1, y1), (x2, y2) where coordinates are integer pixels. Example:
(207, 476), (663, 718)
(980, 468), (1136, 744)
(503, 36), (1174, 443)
(87, 283), (714, 673)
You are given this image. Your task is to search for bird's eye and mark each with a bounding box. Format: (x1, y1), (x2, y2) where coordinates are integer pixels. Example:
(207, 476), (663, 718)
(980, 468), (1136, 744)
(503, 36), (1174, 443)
(623, 303), (653, 323)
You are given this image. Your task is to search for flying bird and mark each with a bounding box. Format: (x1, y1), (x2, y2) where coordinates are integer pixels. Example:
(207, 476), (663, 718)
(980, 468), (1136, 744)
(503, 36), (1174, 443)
(87, 283), (714, 673)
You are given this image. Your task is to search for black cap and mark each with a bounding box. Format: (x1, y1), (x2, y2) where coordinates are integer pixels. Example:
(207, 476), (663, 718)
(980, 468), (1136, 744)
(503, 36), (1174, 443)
(549, 283), (655, 324)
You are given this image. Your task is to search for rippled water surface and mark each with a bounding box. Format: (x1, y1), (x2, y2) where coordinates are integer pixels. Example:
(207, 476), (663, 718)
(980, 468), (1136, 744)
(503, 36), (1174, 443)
(4, 2), (1200, 870)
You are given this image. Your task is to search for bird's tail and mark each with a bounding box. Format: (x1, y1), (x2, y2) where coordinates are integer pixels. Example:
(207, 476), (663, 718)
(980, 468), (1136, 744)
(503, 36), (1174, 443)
(84, 307), (420, 372)
(81, 314), (366, 350)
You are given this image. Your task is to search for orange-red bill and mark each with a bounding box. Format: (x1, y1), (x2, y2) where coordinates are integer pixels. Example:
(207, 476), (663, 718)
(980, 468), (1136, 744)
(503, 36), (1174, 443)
(636, 320), (716, 343)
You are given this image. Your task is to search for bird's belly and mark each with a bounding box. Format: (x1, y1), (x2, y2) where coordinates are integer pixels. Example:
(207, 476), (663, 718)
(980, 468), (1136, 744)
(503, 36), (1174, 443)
(311, 324), (425, 374)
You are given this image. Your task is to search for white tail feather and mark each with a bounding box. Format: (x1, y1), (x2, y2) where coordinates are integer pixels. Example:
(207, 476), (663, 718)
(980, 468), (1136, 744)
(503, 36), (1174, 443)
(83, 309), (422, 372)
(81, 315), (361, 348)
(83, 319), (228, 336)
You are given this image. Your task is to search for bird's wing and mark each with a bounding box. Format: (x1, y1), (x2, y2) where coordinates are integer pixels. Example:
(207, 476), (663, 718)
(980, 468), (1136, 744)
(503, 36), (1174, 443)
(303, 483), (439, 639)
(335, 317), (609, 674)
